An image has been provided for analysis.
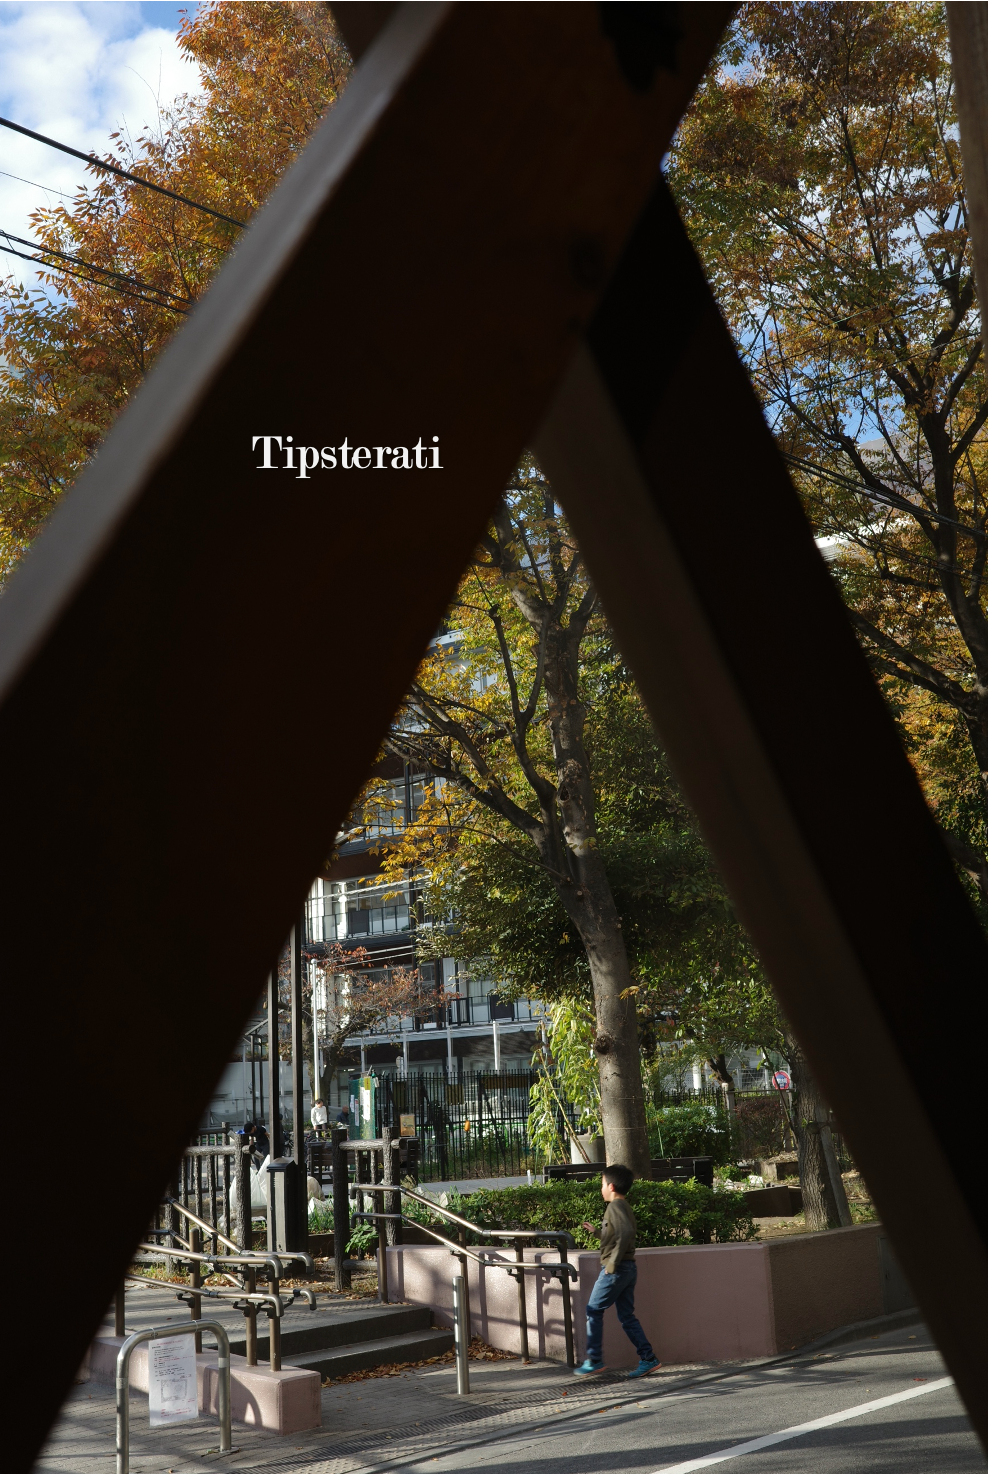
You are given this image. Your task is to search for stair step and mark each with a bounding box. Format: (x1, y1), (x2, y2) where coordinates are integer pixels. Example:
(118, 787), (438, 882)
(285, 1327), (454, 1380)
(227, 1304), (433, 1357)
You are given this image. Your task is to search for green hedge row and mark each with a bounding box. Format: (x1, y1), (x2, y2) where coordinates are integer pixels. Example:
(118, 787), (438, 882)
(403, 1177), (756, 1248)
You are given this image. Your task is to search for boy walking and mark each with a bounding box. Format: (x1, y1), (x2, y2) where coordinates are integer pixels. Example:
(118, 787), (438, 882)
(574, 1163), (660, 1378)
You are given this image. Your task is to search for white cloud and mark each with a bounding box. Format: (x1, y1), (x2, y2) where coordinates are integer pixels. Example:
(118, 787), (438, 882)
(0, 2), (202, 290)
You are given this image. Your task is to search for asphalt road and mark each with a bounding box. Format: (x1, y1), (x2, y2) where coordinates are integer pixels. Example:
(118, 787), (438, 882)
(398, 1324), (984, 1474)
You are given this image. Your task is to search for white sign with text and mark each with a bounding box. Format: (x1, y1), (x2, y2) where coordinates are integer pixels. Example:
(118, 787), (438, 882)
(148, 1333), (199, 1426)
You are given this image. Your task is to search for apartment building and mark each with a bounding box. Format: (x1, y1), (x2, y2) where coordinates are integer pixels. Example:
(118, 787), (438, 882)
(302, 758), (546, 1111)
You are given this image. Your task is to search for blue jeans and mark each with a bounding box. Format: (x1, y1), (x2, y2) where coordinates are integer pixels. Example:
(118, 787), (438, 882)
(585, 1260), (653, 1363)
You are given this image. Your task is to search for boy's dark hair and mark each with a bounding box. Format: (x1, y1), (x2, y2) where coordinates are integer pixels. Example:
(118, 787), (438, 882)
(602, 1163), (634, 1195)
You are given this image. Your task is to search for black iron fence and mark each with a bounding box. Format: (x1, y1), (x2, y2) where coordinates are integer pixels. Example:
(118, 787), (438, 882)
(192, 1084), (851, 1191)
(373, 1069), (561, 1181)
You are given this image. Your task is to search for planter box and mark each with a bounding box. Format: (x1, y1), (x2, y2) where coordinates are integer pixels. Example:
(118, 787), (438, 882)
(86, 1336), (320, 1434)
(743, 1184), (803, 1215)
(388, 1223), (911, 1368)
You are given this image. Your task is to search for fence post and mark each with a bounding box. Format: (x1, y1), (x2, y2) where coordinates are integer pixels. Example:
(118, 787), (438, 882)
(233, 1140), (250, 1251)
(382, 1133), (399, 1248)
(332, 1127), (350, 1291)
(244, 1263), (258, 1365)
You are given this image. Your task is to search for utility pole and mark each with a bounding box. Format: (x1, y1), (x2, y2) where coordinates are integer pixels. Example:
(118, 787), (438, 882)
(266, 970), (282, 1156)
(290, 919), (309, 1250)
(266, 968), (281, 1254)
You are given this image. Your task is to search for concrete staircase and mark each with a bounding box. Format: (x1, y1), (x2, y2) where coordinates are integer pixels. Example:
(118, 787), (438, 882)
(227, 1303), (453, 1380)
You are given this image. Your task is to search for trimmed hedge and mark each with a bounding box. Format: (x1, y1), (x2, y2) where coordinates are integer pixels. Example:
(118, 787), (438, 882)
(403, 1178), (756, 1248)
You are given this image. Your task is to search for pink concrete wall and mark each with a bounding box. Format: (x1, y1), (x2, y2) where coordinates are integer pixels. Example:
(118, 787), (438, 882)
(87, 1335), (321, 1433)
(389, 1223), (888, 1368)
(389, 1243), (777, 1367)
(767, 1224), (885, 1350)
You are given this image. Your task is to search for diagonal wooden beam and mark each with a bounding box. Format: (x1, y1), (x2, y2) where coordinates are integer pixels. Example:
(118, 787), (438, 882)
(0, 5), (731, 1463)
(535, 179), (988, 1442)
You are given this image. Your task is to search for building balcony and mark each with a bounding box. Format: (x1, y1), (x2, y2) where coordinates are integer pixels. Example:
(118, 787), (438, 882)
(346, 995), (546, 1045)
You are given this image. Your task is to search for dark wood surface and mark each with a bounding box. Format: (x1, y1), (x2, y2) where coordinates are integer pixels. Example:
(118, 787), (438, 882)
(535, 180), (988, 1434)
(0, 8), (729, 1462)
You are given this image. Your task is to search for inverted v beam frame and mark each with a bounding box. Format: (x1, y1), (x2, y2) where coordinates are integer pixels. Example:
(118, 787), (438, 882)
(1, 6), (984, 1463)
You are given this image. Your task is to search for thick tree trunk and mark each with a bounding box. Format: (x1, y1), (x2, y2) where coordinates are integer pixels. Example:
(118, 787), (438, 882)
(558, 843), (651, 1177)
(706, 1054), (738, 1131)
(542, 625), (652, 1177)
(783, 1026), (851, 1230)
(584, 925), (651, 1176)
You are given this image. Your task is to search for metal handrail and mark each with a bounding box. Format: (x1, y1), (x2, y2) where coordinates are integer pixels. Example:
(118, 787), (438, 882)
(164, 1196), (241, 1256)
(138, 1241), (297, 1285)
(125, 1274), (286, 1319)
(159, 1198), (315, 1275)
(359, 1182), (577, 1251)
(348, 1211), (574, 1278)
(116, 1319), (230, 1474)
(354, 1182), (576, 1368)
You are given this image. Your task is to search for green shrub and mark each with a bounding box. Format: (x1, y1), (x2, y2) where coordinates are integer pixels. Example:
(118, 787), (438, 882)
(403, 1178), (754, 1247)
(346, 1217), (379, 1256)
(308, 1201), (334, 1233)
(646, 1101), (733, 1164)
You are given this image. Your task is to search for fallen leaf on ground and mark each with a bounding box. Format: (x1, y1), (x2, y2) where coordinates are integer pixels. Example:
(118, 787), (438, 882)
(322, 1337), (516, 1385)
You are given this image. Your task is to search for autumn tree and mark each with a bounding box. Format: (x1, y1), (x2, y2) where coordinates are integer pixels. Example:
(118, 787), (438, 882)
(272, 940), (436, 1106)
(373, 461), (752, 1174)
(306, 945), (436, 1101)
(0, 1), (350, 576)
(669, 0), (987, 909)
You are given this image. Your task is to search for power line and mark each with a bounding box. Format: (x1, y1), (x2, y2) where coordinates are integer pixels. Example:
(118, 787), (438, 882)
(1, 229), (192, 307)
(0, 115), (246, 228)
(0, 241), (188, 314)
(0, 167), (75, 199)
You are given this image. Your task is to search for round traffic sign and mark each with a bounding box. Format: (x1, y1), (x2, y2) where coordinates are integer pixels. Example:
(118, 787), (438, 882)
(771, 1070), (791, 1091)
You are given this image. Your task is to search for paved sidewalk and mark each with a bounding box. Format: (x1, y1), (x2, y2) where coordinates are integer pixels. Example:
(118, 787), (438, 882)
(36, 1344), (723, 1474)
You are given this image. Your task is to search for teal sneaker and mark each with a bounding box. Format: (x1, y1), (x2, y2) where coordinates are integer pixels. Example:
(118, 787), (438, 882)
(627, 1356), (661, 1379)
(573, 1358), (605, 1376)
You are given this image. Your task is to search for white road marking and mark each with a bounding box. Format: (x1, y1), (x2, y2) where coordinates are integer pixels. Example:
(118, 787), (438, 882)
(651, 1377), (954, 1474)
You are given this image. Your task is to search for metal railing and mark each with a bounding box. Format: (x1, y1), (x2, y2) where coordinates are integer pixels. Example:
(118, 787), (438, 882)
(372, 1069), (557, 1181)
(354, 1180), (577, 1388)
(135, 1197), (314, 1371)
(116, 1319), (231, 1474)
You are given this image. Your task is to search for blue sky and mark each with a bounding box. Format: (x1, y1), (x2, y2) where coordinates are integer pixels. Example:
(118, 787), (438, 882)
(0, 1), (202, 289)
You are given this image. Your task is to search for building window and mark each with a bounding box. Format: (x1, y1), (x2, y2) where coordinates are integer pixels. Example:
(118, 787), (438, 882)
(306, 875), (415, 942)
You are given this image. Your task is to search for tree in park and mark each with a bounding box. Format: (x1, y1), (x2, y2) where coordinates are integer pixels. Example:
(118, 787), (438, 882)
(0, 2), (351, 578)
(365, 478), (853, 1218)
(370, 462), (770, 1175)
(275, 944), (436, 1104)
(669, 0), (987, 910)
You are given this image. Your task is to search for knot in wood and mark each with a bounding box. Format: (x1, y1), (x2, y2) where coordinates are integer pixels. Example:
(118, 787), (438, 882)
(593, 1033), (613, 1056)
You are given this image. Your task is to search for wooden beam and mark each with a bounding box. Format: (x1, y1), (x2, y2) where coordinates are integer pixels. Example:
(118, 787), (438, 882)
(0, 5), (730, 1463)
(535, 179), (988, 1442)
(948, 3), (988, 332)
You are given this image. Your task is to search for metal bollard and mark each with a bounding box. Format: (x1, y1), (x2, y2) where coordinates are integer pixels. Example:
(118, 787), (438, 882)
(452, 1273), (470, 1395)
(514, 1245), (530, 1363)
(377, 1233), (389, 1304)
(559, 1244), (575, 1367)
(244, 1264), (258, 1366)
(115, 1319), (231, 1474)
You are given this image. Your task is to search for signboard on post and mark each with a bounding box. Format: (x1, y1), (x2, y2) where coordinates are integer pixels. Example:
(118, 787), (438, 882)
(772, 1070), (792, 1092)
(399, 1113), (416, 1137)
(148, 1333), (198, 1426)
(349, 1074), (377, 1139)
